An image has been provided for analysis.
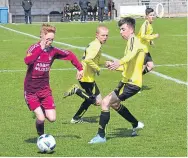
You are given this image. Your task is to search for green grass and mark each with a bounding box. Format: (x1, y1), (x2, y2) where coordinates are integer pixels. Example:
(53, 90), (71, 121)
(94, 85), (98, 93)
(0, 18), (187, 157)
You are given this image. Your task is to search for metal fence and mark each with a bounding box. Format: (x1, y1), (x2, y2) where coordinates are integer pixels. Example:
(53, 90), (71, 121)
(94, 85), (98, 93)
(115, 0), (187, 18)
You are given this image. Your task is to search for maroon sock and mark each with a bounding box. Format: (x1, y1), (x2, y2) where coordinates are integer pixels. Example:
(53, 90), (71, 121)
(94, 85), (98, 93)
(36, 120), (44, 136)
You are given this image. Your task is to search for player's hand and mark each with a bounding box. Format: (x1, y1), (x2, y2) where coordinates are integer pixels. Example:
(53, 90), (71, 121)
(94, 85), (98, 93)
(40, 40), (46, 50)
(156, 34), (160, 38)
(76, 70), (83, 80)
(105, 60), (113, 68)
(108, 60), (121, 70)
(95, 99), (101, 106)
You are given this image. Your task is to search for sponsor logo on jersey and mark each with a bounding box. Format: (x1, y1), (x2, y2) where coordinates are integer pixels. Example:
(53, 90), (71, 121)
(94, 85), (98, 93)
(35, 63), (50, 72)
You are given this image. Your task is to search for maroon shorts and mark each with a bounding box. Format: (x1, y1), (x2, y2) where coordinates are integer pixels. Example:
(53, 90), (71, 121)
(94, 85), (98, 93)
(24, 86), (55, 111)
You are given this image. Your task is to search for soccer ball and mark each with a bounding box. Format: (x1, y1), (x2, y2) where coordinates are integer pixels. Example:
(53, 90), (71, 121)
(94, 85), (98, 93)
(37, 134), (56, 153)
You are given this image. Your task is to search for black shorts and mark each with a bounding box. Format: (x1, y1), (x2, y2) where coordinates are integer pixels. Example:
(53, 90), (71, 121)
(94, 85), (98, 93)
(114, 82), (140, 101)
(144, 52), (153, 65)
(79, 81), (100, 96)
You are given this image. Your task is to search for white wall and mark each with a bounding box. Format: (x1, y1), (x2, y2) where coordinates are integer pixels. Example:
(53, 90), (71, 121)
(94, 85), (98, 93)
(0, 0), (9, 7)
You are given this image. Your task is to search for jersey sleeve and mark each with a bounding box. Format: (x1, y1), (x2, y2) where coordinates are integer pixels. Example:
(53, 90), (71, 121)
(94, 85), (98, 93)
(120, 39), (143, 65)
(83, 43), (101, 72)
(140, 21), (158, 40)
(24, 44), (42, 65)
(54, 47), (83, 71)
(115, 65), (124, 71)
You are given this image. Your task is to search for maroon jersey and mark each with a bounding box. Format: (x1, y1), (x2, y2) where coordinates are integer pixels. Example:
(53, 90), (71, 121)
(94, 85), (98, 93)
(24, 43), (83, 93)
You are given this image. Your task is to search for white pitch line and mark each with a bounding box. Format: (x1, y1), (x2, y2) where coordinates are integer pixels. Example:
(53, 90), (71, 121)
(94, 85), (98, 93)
(155, 64), (187, 67)
(0, 64), (186, 73)
(0, 25), (187, 86)
(151, 71), (188, 86)
(0, 25), (85, 50)
(0, 68), (108, 73)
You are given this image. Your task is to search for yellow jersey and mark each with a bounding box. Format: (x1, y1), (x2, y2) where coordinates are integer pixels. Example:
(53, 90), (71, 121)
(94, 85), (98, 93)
(80, 38), (101, 82)
(118, 35), (145, 87)
(137, 20), (158, 52)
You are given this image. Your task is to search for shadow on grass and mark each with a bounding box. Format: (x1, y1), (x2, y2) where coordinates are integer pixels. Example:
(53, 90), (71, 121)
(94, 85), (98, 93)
(37, 151), (56, 154)
(142, 85), (151, 91)
(54, 134), (81, 139)
(24, 137), (37, 143)
(62, 115), (99, 124)
(107, 128), (138, 140)
(82, 115), (99, 123)
(25, 134), (81, 144)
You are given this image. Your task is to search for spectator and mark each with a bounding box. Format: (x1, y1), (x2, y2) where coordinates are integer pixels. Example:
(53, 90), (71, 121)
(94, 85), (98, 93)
(60, 10), (64, 22)
(64, 3), (72, 21)
(87, 2), (93, 21)
(108, 0), (117, 20)
(22, 0), (32, 24)
(104, 5), (108, 20)
(142, 0), (150, 8)
(79, 0), (88, 22)
(96, 0), (106, 22)
(93, 4), (98, 21)
(72, 2), (81, 21)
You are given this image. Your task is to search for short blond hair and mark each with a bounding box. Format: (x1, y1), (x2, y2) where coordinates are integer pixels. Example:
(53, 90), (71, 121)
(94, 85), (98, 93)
(96, 25), (108, 33)
(40, 23), (56, 36)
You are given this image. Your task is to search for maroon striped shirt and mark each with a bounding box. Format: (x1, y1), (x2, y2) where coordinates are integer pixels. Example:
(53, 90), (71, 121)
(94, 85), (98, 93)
(24, 43), (83, 93)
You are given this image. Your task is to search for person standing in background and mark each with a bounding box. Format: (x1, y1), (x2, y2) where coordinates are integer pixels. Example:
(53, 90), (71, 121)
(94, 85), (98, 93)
(22, 0), (33, 24)
(79, 0), (88, 22)
(97, 0), (106, 23)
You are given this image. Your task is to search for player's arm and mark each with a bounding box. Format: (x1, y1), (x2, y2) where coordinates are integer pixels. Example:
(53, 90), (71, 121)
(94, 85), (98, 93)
(140, 22), (158, 40)
(115, 65), (124, 71)
(84, 45), (100, 72)
(119, 45), (139, 65)
(54, 48), (83, 71)
(24, 45), (42, 65)
(106, 60), (123, 71)
(109, 41), (141, 70)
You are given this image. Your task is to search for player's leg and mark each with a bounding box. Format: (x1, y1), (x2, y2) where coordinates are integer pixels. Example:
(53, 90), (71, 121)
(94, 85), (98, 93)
(64, 82), (96, 104)
(89, 91), (119, 143)
(63, 84), (79, 98)
(76, 82), (94, 102)
(34, 107), (46, 136)
(36, 87), (56, 135)
(113, 83), (144, 135)
(24, 91), (45, 136)
(143, 52), (154, 74)
(113, 82), (140, 127)
(42, 95), (56, 122)
(71, 82), (100, 123)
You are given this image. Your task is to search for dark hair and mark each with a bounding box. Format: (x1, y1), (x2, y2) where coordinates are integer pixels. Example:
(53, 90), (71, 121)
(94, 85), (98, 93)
(118, 17), (135, 30)
(146, 8), (154, 15)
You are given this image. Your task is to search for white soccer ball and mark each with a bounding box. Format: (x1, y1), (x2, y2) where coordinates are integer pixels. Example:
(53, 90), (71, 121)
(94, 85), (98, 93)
(37, 134), (56, 153)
